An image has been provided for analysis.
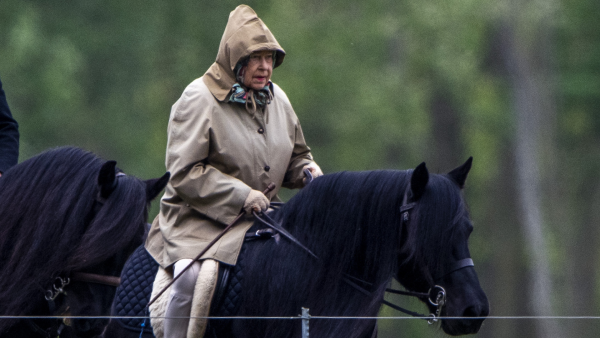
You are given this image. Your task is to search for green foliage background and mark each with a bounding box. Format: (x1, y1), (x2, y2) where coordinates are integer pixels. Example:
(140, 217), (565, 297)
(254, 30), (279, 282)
(1, 1), (599, 337)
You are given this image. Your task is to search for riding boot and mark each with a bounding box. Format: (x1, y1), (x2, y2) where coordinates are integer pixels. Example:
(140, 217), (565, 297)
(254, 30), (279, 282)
(163, 259), (201, 338)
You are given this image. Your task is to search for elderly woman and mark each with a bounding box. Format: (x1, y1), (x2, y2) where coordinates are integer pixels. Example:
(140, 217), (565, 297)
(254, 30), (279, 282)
(145, 5), (322, 338)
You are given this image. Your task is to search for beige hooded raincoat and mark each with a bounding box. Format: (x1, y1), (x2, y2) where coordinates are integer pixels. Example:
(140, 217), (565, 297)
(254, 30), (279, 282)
(145, 5), (314, 267)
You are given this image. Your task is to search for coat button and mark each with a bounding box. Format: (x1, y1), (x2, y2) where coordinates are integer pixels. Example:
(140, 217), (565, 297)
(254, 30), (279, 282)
(264, 165), (270, 172)
(258, 128), (264, 134)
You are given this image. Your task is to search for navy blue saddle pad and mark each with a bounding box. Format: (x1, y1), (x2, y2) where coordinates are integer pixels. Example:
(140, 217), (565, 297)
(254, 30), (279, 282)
(113, 245), (159, 333)
(112, 239), (254, 334)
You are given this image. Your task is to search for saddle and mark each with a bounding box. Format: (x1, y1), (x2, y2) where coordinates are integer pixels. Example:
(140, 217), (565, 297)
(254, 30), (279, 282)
(112, 227), (276, 336)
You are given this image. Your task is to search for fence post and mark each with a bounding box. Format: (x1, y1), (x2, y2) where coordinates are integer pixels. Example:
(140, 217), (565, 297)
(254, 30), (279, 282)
(301, 307), (310, 338)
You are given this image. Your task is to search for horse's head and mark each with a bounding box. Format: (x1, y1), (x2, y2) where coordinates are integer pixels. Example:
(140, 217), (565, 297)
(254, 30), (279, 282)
(64, 161), (170, 337)
(396, 158), (489, 336)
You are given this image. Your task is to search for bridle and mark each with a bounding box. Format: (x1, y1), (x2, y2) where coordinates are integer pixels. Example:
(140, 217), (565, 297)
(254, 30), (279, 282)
(381, 187), (475, 323)
(45, 273), (121, 301)
(44, 273), (121, 306)
(34, 273), (122, 338)
(37, 264), (124, 337)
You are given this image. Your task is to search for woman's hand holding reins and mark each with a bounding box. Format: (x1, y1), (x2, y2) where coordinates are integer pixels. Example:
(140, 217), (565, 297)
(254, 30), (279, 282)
(303, 162), (323, 185)
(244, 189), (269, 213)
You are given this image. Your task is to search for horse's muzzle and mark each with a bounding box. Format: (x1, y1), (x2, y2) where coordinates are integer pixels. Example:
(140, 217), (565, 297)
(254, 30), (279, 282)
(441, 302), (490, 336)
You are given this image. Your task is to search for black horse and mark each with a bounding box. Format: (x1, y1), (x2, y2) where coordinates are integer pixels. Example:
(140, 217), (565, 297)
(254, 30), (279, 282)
(0, 147), (169, 338)
(105, 159), (489, 337)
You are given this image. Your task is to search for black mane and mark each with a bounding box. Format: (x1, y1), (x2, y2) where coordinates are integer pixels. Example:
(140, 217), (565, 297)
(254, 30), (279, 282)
(280, 170), (410, 290)
(233, 169), (466, 337)
(0, 147), (148, 330)
(279, 169), (467, 287)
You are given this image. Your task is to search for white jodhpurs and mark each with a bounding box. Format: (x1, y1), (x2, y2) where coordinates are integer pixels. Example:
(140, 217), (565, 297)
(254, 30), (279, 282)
(163, 259), (201, 338)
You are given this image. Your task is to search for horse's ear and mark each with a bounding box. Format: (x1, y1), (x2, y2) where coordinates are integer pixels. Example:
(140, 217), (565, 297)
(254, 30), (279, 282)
(145, 172), (170, 202)
(98, 160), (118, 199)
(447, 157), (473, 189)
(410, 162), (429, 200)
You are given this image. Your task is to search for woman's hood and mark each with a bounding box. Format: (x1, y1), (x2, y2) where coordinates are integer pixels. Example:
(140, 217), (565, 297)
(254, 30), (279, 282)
(203, 5), (285, 101)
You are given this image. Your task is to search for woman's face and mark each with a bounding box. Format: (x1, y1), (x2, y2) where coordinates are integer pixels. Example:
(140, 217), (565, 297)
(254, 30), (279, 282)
(243, 50), (274, 90)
